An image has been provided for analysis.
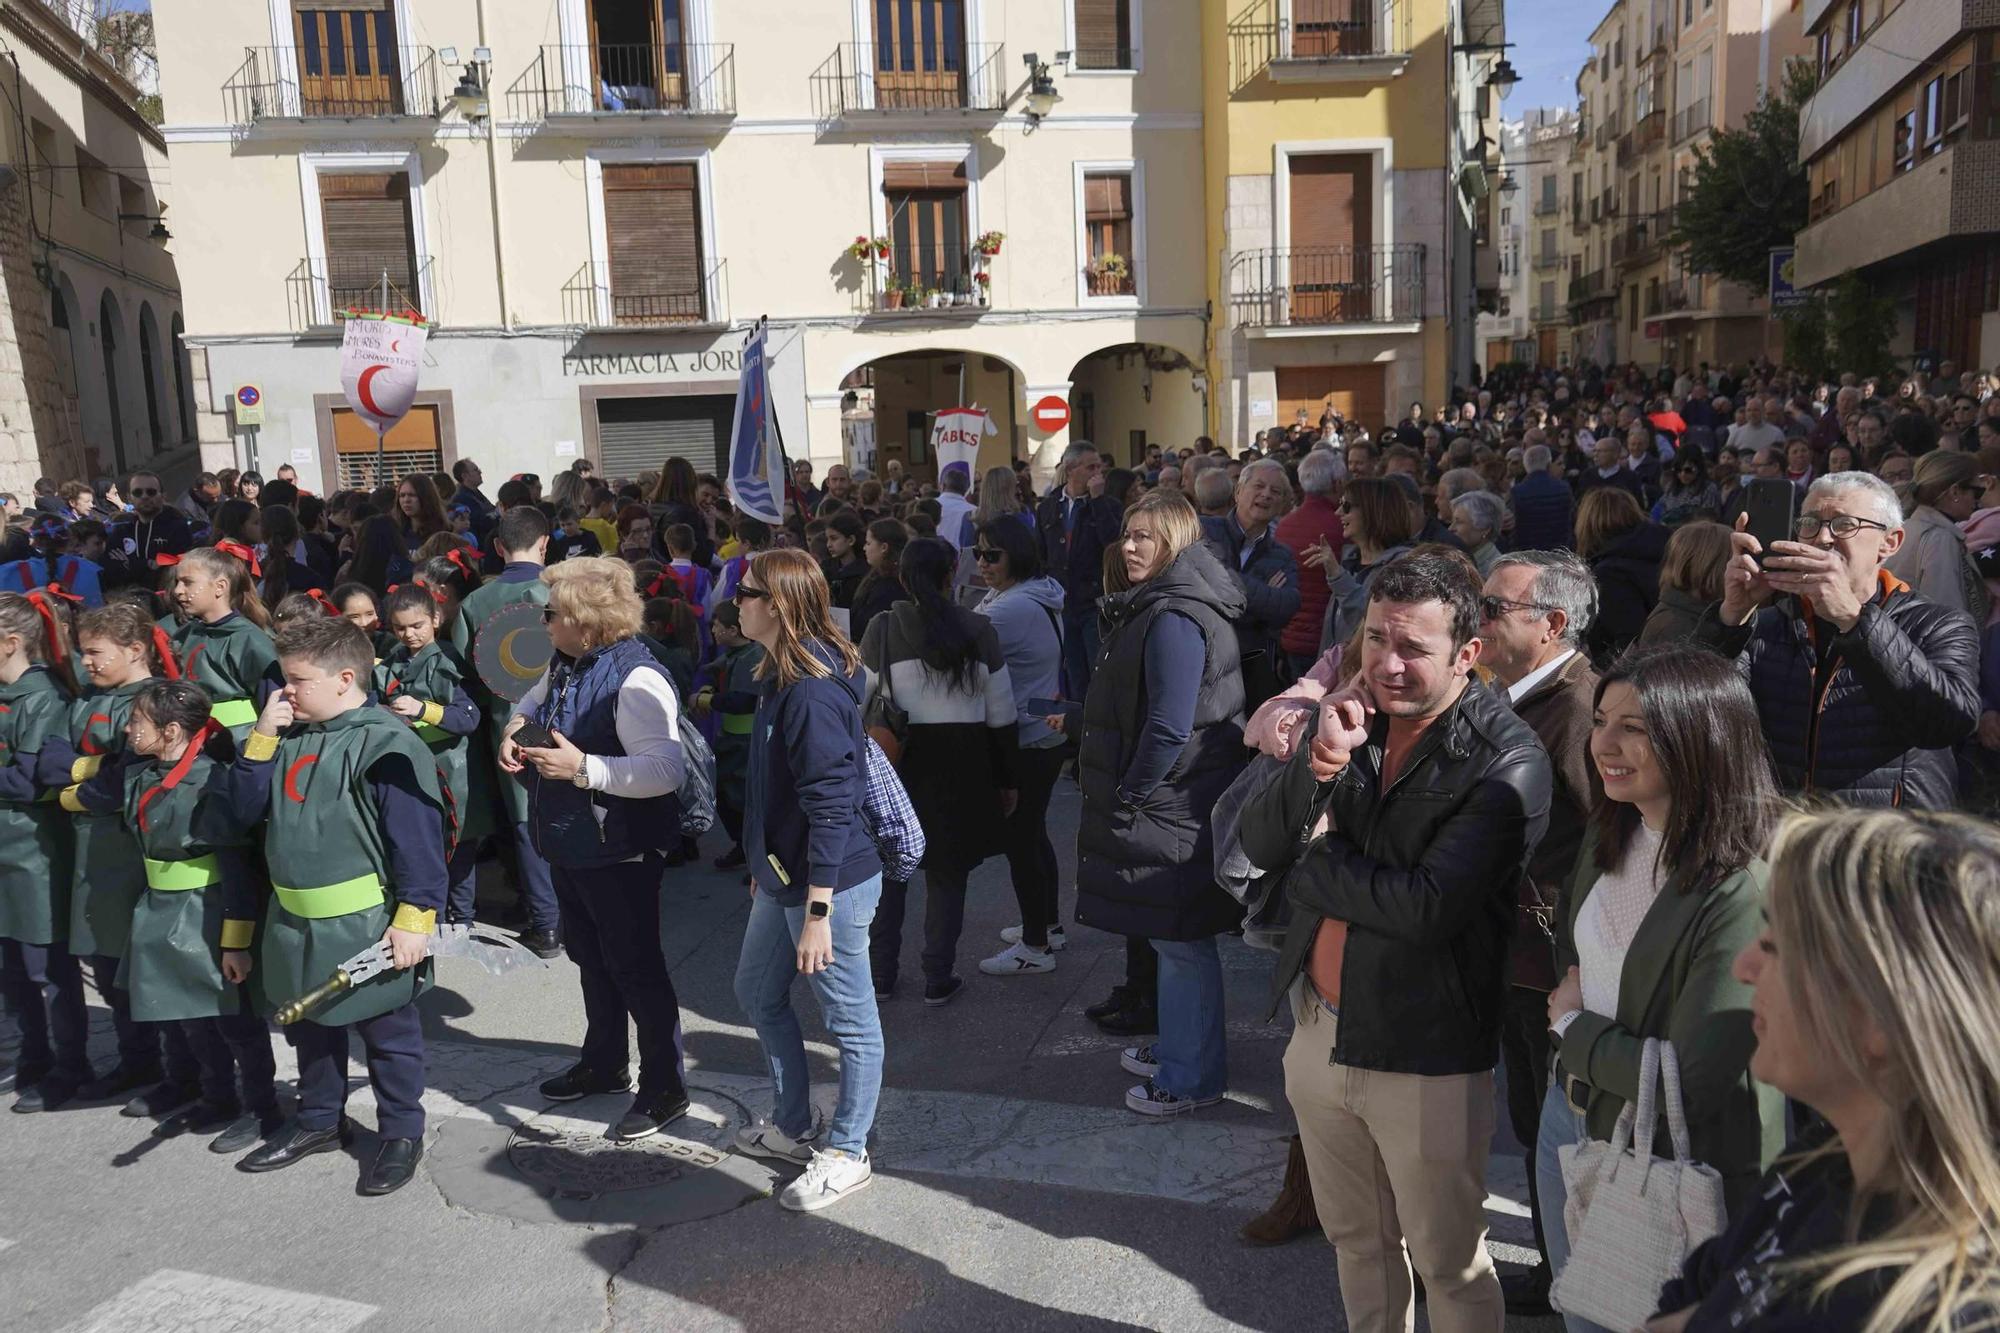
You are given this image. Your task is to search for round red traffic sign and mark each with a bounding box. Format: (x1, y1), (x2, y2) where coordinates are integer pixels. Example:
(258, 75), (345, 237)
(1030, 395), (1070, 433)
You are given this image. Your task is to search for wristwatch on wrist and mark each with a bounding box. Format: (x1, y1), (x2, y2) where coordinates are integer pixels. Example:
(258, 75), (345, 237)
(570, 763), (591, 790)
(807, 900), (830, 920)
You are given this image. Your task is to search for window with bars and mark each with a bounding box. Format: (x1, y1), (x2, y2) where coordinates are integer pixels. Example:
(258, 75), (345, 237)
(1083, 172), (1135, 296)
(882, 160), (971, 294)
(1073, 0), (1134, 69)
(319, 171), (419, 313)
(602, 162), (707, 324)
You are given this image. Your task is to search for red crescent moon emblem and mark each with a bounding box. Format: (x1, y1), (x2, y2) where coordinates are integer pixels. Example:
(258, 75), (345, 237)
(389, 338), (402, 353)
(80, 712), (112, 755)
(283, 753), (319, 803)
(357, 363), (388, 418)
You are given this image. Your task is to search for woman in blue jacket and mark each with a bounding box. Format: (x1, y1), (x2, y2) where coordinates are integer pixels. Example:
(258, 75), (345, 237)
(731, 547), (884, 1213)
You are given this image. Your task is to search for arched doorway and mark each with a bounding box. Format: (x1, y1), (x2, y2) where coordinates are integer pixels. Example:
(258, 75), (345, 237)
(99, 290), (127, 474)
(1066, 343), (1204, 468)
(170, 312), (194, 444)
(138, 303), (165, 454)
(837, 347), (1024, 484)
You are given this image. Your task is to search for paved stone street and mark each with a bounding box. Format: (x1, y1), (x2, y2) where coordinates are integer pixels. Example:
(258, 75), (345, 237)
(0, 784), (1561, 1332)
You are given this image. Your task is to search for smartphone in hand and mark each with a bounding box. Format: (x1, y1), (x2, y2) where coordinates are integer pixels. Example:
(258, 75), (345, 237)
(512, 720), (556, 750)
(1741, 478), (1798, 564)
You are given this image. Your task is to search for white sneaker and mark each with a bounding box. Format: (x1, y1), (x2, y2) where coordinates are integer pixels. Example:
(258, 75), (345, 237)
(1120, 1043), (1159, 1077)
(1125, 1080), (1223, 1117)
(735, 1117), (819, 1165)
(998, 924), (1066, 951)
(779, 1148), (873, 1212)
(978, 942), (1056, 976)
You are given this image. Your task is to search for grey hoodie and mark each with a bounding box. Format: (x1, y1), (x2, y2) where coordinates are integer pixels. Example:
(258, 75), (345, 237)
(975, 575), (1067, 747)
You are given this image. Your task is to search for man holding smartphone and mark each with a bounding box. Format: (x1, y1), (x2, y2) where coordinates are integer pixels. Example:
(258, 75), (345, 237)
(1695, 470), (1980, 808)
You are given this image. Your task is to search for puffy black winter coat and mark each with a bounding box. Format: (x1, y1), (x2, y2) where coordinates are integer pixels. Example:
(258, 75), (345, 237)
(1073, 542), (1248, 942)
(1586, 521), (1670, 662)
(1693, 580), (1980, 808)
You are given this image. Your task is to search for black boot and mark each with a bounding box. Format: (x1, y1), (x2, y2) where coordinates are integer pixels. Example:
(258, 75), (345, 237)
(1084, 985), (1136, 1022)
(1095, 998), (1159, 1037)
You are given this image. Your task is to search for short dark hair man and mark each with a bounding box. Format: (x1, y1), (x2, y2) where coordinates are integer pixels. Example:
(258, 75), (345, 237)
(1241, 548), (1552, 1332)
(104, 469), (193, 588)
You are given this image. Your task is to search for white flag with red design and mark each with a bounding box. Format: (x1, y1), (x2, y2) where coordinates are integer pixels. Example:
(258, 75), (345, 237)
(339, 313), (427, 434)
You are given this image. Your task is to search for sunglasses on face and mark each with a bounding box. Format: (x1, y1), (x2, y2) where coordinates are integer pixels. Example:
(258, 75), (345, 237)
(129, 487), (160, 497)
(733, 585), (771, 603)
(973, 547), (1004, 563)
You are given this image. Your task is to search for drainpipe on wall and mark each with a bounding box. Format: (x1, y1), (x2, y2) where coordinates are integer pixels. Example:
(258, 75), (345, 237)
(477, 0), (512, 330)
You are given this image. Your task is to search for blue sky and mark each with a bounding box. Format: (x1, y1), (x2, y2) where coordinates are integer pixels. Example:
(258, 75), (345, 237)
(1499, 1), (1596, 122)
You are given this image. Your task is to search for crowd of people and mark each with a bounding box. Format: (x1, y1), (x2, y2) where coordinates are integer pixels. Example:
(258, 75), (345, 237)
(2, 350), (1999, 1325)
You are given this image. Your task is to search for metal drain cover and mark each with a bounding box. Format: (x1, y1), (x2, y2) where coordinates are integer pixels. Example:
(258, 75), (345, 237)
(507, 1081), (753, 1198)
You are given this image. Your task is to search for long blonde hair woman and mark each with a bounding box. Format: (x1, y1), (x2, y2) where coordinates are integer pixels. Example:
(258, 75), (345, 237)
(730, 546), (884, 1212)
(1646, 808), (2000, 1333)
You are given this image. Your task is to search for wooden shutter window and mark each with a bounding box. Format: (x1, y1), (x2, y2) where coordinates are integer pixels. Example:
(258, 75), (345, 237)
(602, 163), (704, 324)
(1074, 0), (1132, 68)
(1084, 173), (1131, 222)
(320, 172), (416, 305)
(881, 161), (968, 192)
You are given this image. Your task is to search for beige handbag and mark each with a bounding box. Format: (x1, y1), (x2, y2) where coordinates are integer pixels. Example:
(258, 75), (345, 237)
(1552, 1038), (1728, 1331)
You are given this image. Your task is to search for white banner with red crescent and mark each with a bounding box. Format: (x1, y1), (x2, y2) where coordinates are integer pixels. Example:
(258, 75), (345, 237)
(339, 313), (427, 435)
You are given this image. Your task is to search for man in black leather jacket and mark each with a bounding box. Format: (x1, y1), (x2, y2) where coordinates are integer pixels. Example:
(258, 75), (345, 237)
(1241, 548), (1551, 1333)
(1693, 470), (1979, 808)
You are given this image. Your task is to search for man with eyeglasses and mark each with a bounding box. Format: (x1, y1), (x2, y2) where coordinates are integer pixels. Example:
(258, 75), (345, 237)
(1695, 471), (1980, 808)
(103, 470), (193, 589)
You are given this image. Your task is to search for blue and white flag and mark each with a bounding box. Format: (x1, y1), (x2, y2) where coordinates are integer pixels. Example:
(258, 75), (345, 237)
(726, 321), (784, 525)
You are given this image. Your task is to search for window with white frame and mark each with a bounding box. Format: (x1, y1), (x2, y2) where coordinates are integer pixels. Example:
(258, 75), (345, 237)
(1083, 171), (1136, 295)
(1072, 0), (1135, 70)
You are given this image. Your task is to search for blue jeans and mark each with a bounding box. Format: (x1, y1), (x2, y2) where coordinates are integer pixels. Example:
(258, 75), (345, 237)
(1535, 1079), (1620, 1333)
(1061, 602), (1101, 699)
(1149, 937), (1227, 1099)
(734, 875), (884, 1156)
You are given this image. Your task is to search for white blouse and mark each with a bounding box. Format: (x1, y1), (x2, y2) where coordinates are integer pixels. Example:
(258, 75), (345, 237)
(1574, 821), (1667, 1020)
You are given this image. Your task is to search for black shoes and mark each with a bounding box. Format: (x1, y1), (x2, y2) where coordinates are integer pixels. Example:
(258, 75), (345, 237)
(159, 1098), (242, 1138)
(359, 1136), (424, 1195)
(610, 1089), (691, 1142)
(238, 1116), (355, 1173)
(713, 845), (747, 870)
(12, 1072), (81, 1113)
(124, 1078), (202, 1119)
(519, 928), (563, 960)
(1084, 985), (1137, 1022)
(1500, 1269), (1553, 1316)
(1095, 997), (1160, 1037)
(923, 976), (965, 1007)
(539, 1064), (633, 1102)
(210, 1107), (288, 1155)
(77, 1062), (162, 1102)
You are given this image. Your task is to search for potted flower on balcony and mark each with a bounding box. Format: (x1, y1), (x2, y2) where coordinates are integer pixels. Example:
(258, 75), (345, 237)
(975, 231), (1005, 259)
(846, 235), (891, 264)
(973, 270), (991, 306)
(880, 280), (904, 311)
(1088, 252), (1130, 295)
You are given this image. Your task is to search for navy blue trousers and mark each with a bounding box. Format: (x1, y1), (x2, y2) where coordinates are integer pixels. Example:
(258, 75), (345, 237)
(0, 938), (89, 1080)
(292, 1002), (425, 1138)
(184, 989), (278, 1114)
(552, 856), (685, 1098)
(86, 953), (157, 1072)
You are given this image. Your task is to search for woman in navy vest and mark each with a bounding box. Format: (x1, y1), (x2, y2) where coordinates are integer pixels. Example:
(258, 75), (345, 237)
(502, 557), (690, 1143)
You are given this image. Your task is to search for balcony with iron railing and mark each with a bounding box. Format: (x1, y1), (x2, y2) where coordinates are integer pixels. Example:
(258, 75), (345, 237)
(1226, 0), (1412, 91)
(1071, 44), (1138, 71)
(1594, 112), (1622, 150)
(1600, 188), (1618, 219)
(505, 44), (735, 120)
(1568, 269), (1609, 305)
(810, 43), (1006, 118)
(1611, 213), (1667, 267)
(857, 245), (994, 317)
(1532, 193), (1562, 217)
(562, 259), (728, 328)
(1226, 244), (1426, 328)
(1673, 97), (1710, 143)
(223, 45), (440, 125)
(1531, 246), (1564, 270)
(287, 255), (434, 332)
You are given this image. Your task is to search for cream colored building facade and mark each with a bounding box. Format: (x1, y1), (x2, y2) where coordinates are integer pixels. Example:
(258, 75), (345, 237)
(0, 0), (187, 493)
(156, 0), (1210, 491)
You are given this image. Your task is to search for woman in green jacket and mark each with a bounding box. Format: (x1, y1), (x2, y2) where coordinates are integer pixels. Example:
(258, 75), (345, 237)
(1536, 644), (1785, 1333)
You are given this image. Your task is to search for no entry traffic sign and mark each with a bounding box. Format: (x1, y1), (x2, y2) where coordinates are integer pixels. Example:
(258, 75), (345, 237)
(1030, 395), (1070, 433)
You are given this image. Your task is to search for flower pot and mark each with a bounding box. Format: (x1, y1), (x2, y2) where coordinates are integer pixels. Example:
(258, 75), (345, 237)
(883, 288), (903, 310)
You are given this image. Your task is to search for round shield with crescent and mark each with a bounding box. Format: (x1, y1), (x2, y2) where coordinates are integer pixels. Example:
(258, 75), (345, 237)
(474, 599), (554, 702)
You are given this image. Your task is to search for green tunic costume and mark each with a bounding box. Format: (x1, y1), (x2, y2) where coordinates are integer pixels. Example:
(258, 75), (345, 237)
(172, 614), (277, 742)
(61, 679), (151, 959)
(374, 639), (487, 844)
(0, 667), (73, 945)
(453, 572), (549, 827)
(253, 708), (445, 1027)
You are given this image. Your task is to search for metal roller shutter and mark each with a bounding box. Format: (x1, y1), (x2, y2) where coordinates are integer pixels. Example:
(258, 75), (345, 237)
(595, 395), (732, 479)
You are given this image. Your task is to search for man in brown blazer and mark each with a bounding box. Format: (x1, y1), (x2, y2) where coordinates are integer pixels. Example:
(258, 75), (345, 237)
(1477, 549), (1602, 1316)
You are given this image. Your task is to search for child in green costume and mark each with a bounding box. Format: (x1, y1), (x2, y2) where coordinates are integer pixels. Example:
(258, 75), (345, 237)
(166, 546), (277, 745)
(693, 600), (763, 871)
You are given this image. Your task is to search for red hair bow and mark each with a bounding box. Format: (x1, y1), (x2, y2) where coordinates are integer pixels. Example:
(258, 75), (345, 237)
(213, 541), (261, 578)
(150, 625), (182, 680)
(21, 588), (69, 668)
(442, 546), (477, 578)
(154, 552), (181, 568)
(136, 717), (220, 832)
(305, 588), (339, 616)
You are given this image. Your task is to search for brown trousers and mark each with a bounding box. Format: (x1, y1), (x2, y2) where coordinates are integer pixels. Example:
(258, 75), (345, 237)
(1282, 985), (1503, 1333)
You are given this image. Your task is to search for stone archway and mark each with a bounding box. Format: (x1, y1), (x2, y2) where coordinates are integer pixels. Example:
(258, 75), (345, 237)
(837, 346), (1028, 484)
(1065, 342), (1204, 469)
(98, 289), (127, 474)
(170, 312), (194, 444)
(138, 302), (165, 455)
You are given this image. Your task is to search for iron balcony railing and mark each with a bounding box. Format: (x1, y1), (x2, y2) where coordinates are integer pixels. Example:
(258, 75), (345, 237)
(810, 42), (1005, 117)
(861, 245), (991, 315)
(1532, 246), (1564, 270)
(505, 43), (735, 119)
(1569, 269), (1607, 304)
(1226, 244), (1426, 327)
(1072, 44), (1137, 71)
(562, 259), (727, 328)
(223, 45), (439, 123)
(1673, 97), (1710, 143)
(1532, 193), (1562, 217)
(1618, 106), (1666, 164)
(1612, 213), (1669, 267)
(1226, 0), (1411, 91)
(287, 255), (434, 332)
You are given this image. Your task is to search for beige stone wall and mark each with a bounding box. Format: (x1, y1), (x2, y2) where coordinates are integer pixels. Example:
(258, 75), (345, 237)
(0, 177), (81, 493)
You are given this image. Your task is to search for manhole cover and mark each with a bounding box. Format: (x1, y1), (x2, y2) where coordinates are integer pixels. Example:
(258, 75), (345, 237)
(507, 1081), (754, 1197)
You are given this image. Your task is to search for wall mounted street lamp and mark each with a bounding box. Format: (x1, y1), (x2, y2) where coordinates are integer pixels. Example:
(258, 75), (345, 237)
(1453, 38), (1521, 89)
(1022, 50), (1069, 124)
(118, 209), (170, 241)
(441, 45), (492, 121)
